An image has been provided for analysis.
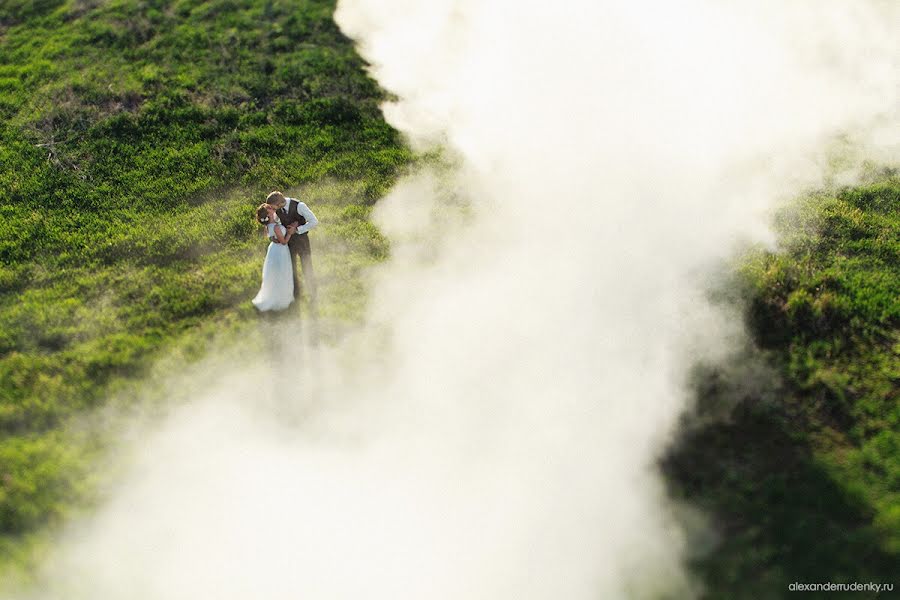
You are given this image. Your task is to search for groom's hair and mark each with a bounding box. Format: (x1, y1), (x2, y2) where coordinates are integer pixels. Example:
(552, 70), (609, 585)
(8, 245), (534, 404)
(266, 191), (286, 208)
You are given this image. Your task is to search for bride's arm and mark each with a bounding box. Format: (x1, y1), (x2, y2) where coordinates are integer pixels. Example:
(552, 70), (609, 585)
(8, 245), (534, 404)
(272, 225), (288, 244)
(280, 224), (298, 244)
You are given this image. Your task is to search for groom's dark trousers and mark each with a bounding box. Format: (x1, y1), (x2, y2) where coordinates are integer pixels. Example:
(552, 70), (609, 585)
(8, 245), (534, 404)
(287, 232), (317, 306)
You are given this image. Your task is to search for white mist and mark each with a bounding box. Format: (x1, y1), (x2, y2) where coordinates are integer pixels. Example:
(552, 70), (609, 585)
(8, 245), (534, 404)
(16, 1), (898, 599)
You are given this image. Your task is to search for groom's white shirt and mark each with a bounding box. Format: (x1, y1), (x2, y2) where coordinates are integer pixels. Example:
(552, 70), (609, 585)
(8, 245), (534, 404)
(286, 198), (318, 235)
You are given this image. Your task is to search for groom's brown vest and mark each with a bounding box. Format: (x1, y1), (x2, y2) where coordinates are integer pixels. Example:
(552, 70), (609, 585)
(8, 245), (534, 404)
(275, 198), (316, 304)
(276, 199), (307, 231)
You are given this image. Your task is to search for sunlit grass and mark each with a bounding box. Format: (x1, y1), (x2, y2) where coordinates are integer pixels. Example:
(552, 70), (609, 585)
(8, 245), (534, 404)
(0, 0), (409, 564)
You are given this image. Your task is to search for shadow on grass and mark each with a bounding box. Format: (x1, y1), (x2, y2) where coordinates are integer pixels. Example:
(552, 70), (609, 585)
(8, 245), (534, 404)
(662, 398), (896, 600)
(254, 297), (320, 359)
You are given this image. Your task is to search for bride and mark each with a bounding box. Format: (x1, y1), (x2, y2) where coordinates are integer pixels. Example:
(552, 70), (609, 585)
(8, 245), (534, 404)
(252, 203), (298, 311)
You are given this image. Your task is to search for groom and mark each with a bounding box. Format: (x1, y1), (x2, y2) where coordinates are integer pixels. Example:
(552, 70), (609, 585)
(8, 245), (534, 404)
(265, 190), (319, 307)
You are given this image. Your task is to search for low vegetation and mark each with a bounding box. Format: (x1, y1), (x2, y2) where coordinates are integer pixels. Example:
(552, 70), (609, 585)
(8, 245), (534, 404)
(0, 0), (407, 572)
(666, 173), (899, 598)
(1, 1), (896, 597)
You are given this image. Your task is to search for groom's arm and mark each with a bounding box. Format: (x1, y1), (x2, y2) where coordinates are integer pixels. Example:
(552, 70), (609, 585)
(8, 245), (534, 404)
(294, 202), (319, 235)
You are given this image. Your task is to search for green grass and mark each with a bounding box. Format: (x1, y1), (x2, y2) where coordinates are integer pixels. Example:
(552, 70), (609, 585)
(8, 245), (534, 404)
(1, 1), (898, 596)
(665, 172), (900, 599)
(0, 0), (407, 566)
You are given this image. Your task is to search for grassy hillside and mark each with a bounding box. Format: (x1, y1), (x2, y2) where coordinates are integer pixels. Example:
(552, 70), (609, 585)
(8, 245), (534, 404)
(0, 0), (408, 569)
(1, 1), (897, 597)
(665, 174), (899, 598)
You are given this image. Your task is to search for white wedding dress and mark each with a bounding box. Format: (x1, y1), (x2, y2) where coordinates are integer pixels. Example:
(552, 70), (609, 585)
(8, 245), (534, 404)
(252, 223), (294, 311)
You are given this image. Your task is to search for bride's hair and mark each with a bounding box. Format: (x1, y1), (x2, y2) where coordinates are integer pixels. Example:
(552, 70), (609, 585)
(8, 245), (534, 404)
(256, 204), (270, 224)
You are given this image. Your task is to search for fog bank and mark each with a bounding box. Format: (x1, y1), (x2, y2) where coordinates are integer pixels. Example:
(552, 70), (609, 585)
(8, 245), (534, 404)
(16, 1), (899, 598)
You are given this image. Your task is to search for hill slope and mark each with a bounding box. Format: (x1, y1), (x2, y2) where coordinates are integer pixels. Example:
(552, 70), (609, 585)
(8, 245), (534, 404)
(0, 0), (407, 563)
(0, 1), (897, 597)
(665, 175), (900, 598)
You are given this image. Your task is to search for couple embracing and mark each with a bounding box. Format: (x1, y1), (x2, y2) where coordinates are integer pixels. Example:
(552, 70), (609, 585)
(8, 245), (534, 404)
(252, 191), (318, 312)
